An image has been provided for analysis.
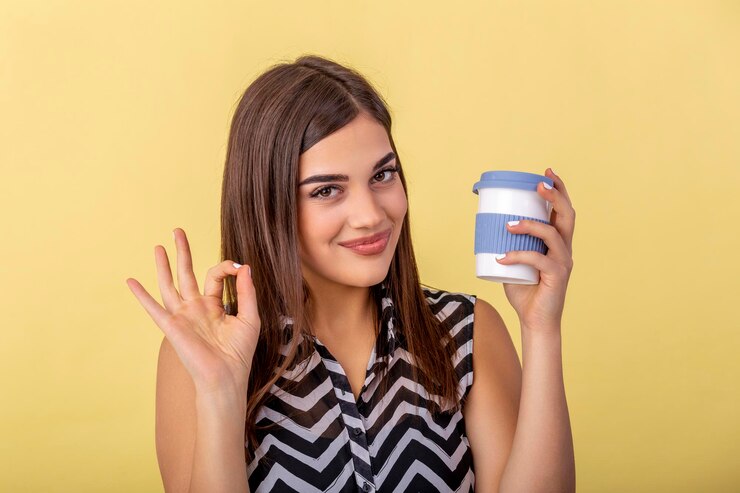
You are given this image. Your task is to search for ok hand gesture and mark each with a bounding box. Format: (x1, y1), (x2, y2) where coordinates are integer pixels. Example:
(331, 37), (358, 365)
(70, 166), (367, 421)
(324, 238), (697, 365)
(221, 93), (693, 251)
(126, 228), (260, 396)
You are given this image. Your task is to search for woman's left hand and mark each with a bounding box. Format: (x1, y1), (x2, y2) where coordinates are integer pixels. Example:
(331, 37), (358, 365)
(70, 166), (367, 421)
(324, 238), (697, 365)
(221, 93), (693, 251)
(495, 168), (576, 334)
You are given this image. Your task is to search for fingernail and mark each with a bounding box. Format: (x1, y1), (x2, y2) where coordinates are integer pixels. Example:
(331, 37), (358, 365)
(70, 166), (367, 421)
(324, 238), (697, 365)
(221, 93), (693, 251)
(495, 253), (507, 261)
(507, 220), (520, 227)
(542, 181), (553, 190)
(233, 262), (242, 269)
(550, 168), (556, 175)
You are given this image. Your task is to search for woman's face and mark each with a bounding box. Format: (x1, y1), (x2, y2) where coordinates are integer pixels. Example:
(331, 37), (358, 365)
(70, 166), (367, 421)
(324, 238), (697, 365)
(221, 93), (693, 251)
(297, 112), (408, 291)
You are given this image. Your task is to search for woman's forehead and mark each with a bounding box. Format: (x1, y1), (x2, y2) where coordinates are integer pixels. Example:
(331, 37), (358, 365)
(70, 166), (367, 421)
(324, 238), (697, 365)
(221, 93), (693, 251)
(299, 115), (390, 176)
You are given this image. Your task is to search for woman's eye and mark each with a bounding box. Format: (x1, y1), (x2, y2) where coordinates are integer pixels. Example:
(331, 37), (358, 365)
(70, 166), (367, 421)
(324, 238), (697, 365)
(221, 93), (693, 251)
(373, 166), (399, 183)
(311, 185), (339, 199)
(309, 167), (398, 201)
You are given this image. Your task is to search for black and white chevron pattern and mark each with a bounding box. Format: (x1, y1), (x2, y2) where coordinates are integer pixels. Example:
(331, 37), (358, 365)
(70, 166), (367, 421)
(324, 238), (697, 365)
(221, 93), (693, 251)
(246, 283), (477, 492)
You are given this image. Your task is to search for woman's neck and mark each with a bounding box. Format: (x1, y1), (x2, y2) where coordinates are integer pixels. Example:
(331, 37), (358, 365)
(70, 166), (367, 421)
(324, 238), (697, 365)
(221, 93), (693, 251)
(305, 282), (377, 342)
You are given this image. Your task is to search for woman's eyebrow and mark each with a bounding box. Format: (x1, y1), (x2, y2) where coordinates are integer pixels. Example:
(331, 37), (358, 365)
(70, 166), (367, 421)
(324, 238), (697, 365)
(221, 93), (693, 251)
(298, 152), (396, 187)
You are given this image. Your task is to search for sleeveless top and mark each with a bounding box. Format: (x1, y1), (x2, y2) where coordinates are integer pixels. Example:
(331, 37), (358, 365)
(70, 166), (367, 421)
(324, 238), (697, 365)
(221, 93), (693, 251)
(245, 283), (478, 492)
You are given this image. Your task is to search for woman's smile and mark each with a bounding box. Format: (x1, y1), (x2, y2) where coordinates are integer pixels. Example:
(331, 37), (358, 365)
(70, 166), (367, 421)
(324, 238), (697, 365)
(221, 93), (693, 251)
(339, 228), (392, 256)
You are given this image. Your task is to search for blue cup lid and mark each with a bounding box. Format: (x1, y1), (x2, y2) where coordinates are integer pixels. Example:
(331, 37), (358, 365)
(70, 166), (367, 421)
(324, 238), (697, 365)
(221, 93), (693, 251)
(472, 170), (553, 194)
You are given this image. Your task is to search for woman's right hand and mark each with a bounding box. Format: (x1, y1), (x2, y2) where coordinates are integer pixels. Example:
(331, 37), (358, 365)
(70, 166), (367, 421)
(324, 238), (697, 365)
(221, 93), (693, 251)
(126, 227), (260, 397)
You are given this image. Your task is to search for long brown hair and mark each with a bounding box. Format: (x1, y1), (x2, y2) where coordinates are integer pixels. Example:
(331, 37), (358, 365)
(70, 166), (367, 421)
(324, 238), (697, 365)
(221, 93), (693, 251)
(220, 54), (461, 459)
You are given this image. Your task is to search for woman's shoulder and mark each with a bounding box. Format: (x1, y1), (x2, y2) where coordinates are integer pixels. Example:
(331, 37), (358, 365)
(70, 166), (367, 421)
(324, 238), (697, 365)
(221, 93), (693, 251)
(420, 283), (477, 311)
(419, 284), (477, 333)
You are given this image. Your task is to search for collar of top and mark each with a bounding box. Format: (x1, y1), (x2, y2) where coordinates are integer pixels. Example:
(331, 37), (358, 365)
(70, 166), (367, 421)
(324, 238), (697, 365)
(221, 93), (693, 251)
(378, 281), (398, 356)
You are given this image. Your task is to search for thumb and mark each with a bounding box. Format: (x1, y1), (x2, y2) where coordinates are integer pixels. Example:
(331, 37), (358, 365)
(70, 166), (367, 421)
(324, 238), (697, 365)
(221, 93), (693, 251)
(235, 264), (260, 329)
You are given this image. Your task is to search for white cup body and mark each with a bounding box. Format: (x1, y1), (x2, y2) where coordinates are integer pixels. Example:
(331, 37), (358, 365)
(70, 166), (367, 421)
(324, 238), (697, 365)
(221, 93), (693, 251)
(475, 187), (552, 284)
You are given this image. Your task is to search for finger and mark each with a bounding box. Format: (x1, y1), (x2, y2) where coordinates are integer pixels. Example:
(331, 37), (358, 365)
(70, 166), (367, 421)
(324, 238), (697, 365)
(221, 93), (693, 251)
(545, 168), (573, 206)
(538, 178), (575, 254)
(203, 260), (242, 299)
(506, 219), (571, 265)
(494, 250), (568, 280)
(234, 264), (260, 330)
(154, 245), (182, 311)
(126, 278), (209, 375)
(173, 228), (201, 300)
(125, 277), (176, 339)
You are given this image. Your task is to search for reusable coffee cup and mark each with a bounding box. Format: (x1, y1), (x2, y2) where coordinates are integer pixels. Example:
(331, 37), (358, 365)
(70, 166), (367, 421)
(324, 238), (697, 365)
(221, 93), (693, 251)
(472, 170), (554, 284)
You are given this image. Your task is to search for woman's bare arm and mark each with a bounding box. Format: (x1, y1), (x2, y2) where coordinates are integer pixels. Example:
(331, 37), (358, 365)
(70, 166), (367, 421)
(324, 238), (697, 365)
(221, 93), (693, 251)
(156, 337), (250, 493)
(464, 298), (575, 492)
(127, 228), (261, 492)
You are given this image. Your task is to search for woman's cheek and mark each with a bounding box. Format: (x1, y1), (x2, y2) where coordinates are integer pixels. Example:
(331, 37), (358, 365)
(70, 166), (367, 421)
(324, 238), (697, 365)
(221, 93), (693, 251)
(391, 186), (408, 219)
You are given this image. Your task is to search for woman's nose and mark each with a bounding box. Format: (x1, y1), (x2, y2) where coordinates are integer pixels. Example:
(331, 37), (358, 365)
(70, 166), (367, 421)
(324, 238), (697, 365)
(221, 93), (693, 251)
(347, 188), (385, 229)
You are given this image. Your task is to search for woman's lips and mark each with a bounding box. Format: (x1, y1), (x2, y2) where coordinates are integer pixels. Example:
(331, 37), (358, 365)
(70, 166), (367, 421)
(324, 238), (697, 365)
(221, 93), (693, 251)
(340, 229), (391, 256)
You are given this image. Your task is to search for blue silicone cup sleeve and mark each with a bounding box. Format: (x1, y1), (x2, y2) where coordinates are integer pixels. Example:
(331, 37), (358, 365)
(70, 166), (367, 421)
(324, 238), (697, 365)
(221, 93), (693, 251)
(474, 213), (549, 255)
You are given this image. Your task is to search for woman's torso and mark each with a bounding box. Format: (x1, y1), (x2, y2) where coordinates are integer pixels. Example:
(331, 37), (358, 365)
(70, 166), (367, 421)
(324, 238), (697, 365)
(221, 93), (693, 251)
(246, 284), (477, 493)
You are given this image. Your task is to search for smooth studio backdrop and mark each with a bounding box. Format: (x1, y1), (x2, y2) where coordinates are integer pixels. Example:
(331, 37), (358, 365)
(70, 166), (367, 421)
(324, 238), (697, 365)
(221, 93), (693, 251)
(1, 1), (738, 491)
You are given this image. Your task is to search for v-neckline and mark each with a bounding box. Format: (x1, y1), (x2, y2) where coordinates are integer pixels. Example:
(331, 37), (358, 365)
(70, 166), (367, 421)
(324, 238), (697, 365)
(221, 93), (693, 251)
(314, 331), (378, 403)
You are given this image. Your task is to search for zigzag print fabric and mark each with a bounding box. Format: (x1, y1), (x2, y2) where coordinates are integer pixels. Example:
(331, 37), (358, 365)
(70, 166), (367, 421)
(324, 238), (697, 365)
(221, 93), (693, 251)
(246, 283), (477, 492)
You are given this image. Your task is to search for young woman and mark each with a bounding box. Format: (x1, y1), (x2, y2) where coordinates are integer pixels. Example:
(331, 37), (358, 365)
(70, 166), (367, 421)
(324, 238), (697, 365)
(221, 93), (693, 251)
(126, 55), (576, 492)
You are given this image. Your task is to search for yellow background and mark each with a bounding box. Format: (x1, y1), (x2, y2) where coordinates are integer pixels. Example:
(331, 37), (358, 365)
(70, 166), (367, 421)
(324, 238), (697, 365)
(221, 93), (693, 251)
(2, 1), (738, 491)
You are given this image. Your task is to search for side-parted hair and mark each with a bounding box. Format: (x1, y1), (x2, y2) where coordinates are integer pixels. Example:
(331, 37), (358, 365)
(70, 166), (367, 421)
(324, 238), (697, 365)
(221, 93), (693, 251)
(220, 54), (461, 459)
